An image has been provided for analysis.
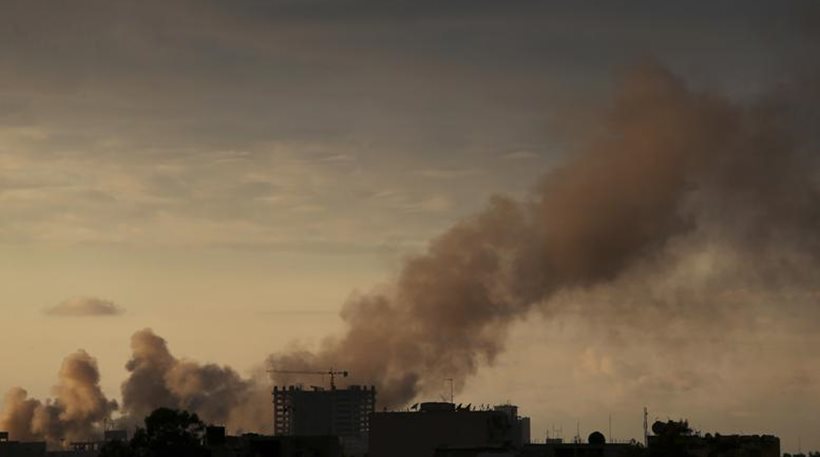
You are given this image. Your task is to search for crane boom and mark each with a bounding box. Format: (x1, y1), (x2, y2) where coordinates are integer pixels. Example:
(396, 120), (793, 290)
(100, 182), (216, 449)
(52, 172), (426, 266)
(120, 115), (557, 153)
(268, 368), (349, 390)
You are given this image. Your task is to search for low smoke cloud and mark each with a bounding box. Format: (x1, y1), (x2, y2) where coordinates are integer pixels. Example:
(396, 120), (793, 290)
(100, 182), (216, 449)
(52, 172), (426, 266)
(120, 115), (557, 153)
(0, 332), (271, 443)
(0, 350), (117, 444)
(45, 297), (124, 317)
(119, 329), (269, 433)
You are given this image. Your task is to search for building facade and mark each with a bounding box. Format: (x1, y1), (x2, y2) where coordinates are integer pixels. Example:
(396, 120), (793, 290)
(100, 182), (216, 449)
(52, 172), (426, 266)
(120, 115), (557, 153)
(272, 384), (375, 456)
(369, 402), (531, 457)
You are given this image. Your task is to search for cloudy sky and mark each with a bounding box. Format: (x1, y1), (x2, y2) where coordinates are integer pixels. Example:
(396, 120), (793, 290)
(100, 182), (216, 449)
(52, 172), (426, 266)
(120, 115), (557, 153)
(2, 0), (820, 452)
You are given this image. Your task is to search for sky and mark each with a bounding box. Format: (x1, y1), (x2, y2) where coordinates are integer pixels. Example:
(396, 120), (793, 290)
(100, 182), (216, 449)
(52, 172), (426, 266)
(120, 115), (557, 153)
(1, 0), (820, 452)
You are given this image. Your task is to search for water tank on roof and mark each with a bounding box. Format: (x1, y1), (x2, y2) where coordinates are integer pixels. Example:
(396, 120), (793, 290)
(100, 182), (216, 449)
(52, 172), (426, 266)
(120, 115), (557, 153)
(588, 431), (606, 445)
(652, 421), (666, 435)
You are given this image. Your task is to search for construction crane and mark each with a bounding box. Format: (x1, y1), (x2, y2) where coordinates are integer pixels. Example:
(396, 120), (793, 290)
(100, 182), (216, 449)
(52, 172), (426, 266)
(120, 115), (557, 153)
(268, 368), (349, 390)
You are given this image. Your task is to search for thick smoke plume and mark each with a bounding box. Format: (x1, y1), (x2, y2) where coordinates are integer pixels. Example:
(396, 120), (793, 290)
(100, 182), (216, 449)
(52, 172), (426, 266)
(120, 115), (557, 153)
(268, 62), (820, 407)
(0, 350), (117, 444)
(0, 331), (270, 442)
(3, 62), (819, 436)
(119, 329), (269, 433)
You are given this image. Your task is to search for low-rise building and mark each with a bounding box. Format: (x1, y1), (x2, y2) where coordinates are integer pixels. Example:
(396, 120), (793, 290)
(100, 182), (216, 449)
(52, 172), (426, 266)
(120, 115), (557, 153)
(369, 402), (531, 457)
(647, 420), (780, 457)
(0, 431), (46, 457)
(206, 427), (342, 457)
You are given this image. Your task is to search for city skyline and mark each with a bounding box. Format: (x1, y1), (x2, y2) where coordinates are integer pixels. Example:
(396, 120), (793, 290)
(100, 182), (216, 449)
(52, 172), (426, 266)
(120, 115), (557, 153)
(1, 1), (819, 453)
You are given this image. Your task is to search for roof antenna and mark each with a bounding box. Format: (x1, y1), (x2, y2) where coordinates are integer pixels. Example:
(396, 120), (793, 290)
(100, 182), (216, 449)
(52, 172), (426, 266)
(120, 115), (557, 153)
(643, 407), (649, 447)
(444, 378), (454, 403)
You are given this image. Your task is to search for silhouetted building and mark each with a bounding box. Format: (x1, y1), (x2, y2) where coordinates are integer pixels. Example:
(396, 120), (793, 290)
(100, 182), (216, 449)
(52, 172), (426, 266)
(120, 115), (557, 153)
(437, 431), (635, 457)
(647, 420), (780, 457)
(0, 429), (129, 457)
(47, 441), (103, 457)
(273, 384), (375, 456)
(207, 431), (342, 457)
(435, 446), (517, 457)
(0, 432), (47, 457)
(102, 430), (127, 443)
(493, 404), (531, 446)
(519, 432), (634, 457)
(47, 430), (128, 457)
(369, 402), (531, 457)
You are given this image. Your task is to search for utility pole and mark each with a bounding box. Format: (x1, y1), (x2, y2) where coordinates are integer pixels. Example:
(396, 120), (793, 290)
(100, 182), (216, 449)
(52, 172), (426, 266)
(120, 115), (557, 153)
(444, 378), (454, 403)
(608, 414), (612, 443)
(643, 407), (649, 448)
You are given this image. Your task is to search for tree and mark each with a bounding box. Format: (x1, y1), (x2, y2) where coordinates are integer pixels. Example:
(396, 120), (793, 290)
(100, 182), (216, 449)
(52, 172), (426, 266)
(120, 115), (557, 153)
(98, 439), (135, 457)
(99, 408), (210, 457)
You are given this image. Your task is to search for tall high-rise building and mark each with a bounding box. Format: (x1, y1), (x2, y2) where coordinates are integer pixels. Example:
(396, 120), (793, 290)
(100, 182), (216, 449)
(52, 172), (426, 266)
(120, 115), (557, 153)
(273, 384), (376, 457)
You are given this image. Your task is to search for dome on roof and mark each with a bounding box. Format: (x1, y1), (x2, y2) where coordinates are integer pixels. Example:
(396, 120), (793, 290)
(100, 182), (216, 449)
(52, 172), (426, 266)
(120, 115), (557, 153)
(588, 431), (606, 445)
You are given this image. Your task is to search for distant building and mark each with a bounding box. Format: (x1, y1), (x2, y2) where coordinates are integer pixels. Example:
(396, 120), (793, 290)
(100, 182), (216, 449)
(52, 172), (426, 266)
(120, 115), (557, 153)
(102, 430), (127, 443)
(369, 402), (531, 457)
(0, 429), (128, 457)
(647, 420), (780, 457)
(493, 404), (531, 446)
(48, 441), (103, 457)
(273, 384), (375, 456)
(206, 427), (342, 457)
(438, 431), (635, 457)
(519, 432), (634, 457)
(0, 431), (46, 457)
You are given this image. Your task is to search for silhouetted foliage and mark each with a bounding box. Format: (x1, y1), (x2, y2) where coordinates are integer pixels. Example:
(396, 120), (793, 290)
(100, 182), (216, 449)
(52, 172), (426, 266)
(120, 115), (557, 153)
(99, 408), (210, 457)
(618, 442), (648, 457)
(98, 439), (135, 457)
(648, 420), (696, 457)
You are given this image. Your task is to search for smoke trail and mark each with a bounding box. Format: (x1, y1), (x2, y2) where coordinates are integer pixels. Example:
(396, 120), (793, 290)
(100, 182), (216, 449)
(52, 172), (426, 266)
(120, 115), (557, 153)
(119, 329), (270, 433)
(267, 61), (820, 407)
(0, 350), (117, 444)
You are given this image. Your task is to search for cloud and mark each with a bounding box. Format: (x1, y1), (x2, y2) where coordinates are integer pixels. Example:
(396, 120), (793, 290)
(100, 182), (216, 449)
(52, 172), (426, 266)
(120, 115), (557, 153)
(120, 329), (269, 433)
(46, 297), (124, 317)
(402, 195), (454, 213)
(499, 150), (540, 160)
(413, 168), (484, 179)
(0, 350), (117, 443)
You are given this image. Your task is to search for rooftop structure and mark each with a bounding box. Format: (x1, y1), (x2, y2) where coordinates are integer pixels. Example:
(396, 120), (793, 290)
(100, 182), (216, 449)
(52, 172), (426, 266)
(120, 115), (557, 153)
(369, 402), (531, 457)
(0, 431), (46, 457)
(647, 420), (780, 457)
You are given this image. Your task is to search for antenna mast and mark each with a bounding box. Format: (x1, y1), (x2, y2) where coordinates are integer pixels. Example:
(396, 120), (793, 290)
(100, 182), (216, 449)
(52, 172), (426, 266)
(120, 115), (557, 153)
(444, 378), (454, 403)
(643, 407), (649, 447)
(609, 414), (612, 443)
